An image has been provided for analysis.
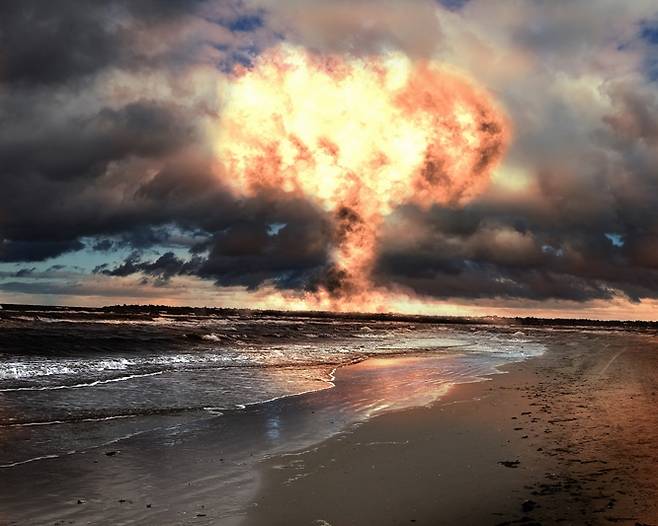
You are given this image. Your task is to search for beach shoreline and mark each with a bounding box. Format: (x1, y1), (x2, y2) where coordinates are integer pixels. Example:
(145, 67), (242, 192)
(1, 328), (657, 525)
(245, 330), (658, 526)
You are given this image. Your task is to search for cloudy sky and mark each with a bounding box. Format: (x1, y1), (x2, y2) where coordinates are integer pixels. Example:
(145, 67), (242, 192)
(1, 0), (658, 320)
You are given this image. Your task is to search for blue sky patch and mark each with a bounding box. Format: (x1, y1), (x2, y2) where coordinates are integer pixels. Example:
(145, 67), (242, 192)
(228, 15), (264, 33)
(267, 223), (287, 236)
(605, 233), (624, 247)
(438, 0), (469, 11)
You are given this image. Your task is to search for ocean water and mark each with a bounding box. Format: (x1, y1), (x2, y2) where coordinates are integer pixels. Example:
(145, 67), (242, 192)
(0, 307), (545, 470)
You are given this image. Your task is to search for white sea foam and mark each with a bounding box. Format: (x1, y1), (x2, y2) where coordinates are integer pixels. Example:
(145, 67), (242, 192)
(0, 371), (164, 392)
(1, 414), (138, 427)
(0, 328), (546, 404)
(0, 358), (133, 380)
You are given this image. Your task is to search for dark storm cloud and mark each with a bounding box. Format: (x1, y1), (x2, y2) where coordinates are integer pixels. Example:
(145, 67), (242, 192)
(0, 0), (282, 263)
(0, 1), (206, 87)
(98, 203), (331, 289)
(97, 251), (203, 284)
(196, 218), (330, 289)
(0, 0), (205, 258)
(0, 240), (85, 263)
(0, 109), (201, 254)
(92, 240), (115, 252)
(375, 173), (658, 302)
(0, 100), (194, 182)
(0, 2), (121, 86)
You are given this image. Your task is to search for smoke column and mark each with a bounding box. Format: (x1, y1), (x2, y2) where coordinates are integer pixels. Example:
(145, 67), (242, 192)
(215, 45), (509, 310)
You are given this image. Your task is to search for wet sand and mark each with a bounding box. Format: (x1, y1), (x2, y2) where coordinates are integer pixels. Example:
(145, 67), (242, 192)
(245, 331), (658, 525)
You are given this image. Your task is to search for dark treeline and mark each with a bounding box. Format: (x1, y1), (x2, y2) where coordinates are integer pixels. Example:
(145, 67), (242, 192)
(1, 303), (657, 331)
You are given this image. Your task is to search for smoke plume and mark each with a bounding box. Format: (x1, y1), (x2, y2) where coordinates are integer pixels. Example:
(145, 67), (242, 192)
(214, 44), (509, 309)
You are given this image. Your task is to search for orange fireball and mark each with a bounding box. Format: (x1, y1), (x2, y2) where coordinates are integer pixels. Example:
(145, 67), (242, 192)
(214, 44), (509, 309)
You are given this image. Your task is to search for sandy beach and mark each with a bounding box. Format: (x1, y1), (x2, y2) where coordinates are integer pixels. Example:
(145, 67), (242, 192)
(246, 330), (658, 525)
(2, 326), (657, 525)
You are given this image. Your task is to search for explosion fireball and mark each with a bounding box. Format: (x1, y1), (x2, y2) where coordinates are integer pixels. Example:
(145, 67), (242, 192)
(215, 45), (509, 310)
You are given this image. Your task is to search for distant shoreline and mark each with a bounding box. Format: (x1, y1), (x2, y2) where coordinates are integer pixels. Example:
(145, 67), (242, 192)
(2, 302), (657, 329)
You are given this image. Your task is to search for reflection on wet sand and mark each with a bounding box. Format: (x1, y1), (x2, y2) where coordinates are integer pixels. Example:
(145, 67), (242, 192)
(0, 353), (510, 525)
